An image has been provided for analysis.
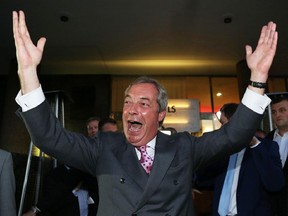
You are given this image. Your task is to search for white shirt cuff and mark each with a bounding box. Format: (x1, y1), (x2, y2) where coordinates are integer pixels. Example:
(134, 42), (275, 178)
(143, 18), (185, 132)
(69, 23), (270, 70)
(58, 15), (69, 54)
(241, 88), (271, 114)
(15, 86), (45, 112)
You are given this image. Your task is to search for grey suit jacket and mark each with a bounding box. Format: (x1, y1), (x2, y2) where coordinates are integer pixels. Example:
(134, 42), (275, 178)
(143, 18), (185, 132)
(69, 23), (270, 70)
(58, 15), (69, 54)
(18, 100), (263, 216)
(0, 149), (16, 216)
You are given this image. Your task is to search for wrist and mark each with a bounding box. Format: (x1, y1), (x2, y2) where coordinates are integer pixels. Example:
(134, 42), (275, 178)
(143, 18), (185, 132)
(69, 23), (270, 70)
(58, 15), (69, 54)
(247, 85), (265, 95)
(249, 80), (267, 89)
(248, 80), (267, 95)
(249, 72), (268, 83)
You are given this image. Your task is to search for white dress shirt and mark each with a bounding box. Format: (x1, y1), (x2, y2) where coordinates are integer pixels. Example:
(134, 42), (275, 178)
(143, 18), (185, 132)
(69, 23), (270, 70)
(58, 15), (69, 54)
(135, 136), (156, 160)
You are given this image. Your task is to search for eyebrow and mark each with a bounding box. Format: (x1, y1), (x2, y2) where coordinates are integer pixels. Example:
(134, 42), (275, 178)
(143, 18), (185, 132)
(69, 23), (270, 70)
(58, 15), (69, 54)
(124, 94), (151, 101)
(139, 97), (151, 101)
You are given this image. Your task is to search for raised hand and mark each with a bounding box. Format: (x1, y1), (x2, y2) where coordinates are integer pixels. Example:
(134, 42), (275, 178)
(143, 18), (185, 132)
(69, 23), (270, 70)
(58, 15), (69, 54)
(246, 22), (277, 86)
(13, 10), (46, 94)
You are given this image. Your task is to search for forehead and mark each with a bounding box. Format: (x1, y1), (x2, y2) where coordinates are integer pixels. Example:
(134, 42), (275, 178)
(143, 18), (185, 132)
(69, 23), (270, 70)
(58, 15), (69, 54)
(104, 123), (117, 128)
(88, 120), (99, 126)
(272, 100), (288, 109)
(126, 83), (158, 98)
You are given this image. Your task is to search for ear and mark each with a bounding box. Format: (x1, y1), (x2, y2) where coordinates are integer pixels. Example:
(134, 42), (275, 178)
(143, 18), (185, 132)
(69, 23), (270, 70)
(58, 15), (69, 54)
(158, 110), (166, 123)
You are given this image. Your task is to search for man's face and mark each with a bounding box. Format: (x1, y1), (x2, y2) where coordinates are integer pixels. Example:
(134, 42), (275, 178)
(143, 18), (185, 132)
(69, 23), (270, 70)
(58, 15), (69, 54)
(122, 83), (166, 147)
(87, 120), (99, 138)
(272, 100), (288, 132)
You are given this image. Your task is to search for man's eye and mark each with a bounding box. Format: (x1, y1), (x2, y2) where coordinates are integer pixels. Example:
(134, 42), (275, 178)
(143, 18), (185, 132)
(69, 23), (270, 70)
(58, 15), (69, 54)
(141, 102), (150, 107)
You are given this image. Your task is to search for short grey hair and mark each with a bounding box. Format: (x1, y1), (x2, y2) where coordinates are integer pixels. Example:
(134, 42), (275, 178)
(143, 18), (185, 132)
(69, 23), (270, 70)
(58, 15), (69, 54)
(124, 76), (168, 113)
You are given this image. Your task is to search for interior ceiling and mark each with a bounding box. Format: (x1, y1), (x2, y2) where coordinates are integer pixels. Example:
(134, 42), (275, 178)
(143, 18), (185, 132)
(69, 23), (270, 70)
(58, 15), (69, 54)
(1, 0), (288, 76)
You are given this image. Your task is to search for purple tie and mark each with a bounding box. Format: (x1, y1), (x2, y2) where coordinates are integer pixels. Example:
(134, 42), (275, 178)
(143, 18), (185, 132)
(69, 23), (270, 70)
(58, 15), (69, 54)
(137, 145), (153, 174)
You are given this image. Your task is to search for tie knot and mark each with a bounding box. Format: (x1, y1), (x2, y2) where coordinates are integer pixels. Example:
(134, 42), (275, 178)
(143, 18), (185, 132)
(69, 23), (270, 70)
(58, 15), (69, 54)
(137, 145), (147, 152)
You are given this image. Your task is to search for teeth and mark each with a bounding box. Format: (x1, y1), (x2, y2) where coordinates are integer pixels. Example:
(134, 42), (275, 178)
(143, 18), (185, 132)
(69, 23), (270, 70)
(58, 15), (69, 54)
(128, 121), (142, 131)
(129, 120), (141, 125)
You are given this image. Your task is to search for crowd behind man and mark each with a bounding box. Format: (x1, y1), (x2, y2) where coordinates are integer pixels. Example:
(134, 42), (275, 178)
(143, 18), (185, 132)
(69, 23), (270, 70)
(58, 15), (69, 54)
(195, 103), (284, 216)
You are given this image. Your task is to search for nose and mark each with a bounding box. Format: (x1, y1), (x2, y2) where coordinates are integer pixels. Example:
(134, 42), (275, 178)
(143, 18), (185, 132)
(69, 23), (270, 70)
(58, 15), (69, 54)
(128, 103), (139, 115)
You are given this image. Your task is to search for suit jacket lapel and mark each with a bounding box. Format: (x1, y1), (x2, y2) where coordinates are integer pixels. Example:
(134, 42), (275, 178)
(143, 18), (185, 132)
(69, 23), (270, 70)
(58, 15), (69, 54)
(136, 131), (177, 208)
(111, 139), (148, 189)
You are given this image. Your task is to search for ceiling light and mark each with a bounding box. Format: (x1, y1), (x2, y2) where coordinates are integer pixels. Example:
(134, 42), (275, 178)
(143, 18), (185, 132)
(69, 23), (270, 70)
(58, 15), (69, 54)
(60, 15), (69, 22)
(222, 14), (233, 24)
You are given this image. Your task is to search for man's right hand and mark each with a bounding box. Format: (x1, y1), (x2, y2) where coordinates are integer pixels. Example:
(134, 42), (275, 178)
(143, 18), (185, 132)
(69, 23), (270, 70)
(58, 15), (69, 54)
(13, 10), (46, 95)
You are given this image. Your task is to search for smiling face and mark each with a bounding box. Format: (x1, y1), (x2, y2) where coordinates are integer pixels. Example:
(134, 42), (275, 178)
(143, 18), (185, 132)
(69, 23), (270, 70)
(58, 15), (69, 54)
(122, 83), (166, 147)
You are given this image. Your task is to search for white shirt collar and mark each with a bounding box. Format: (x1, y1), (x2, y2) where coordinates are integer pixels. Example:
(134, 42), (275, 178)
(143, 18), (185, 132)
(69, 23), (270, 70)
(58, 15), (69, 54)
(135, 136), (156, 160)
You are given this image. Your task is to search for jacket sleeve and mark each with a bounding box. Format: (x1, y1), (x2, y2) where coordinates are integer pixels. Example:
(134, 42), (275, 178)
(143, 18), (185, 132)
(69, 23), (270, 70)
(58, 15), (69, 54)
(16, 100), (100, 176)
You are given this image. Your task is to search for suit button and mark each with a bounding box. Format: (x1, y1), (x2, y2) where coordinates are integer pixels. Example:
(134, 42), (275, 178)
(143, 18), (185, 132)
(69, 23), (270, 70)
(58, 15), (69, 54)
(173, 180), (179, 185)
(120, 178), (126, 184)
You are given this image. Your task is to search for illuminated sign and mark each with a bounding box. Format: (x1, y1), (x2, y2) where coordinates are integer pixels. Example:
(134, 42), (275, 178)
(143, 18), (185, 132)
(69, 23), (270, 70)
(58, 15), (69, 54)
(163, 99), (200, 132)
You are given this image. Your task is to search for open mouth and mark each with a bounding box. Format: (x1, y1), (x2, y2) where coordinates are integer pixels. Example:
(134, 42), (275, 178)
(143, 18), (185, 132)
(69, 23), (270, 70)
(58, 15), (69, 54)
(128, 120), (143, 131)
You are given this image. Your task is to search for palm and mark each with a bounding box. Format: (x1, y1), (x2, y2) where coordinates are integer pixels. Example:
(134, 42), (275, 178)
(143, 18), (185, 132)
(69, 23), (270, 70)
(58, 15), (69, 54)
(246, 22), (277, 76)
(13, 11), (46, 71)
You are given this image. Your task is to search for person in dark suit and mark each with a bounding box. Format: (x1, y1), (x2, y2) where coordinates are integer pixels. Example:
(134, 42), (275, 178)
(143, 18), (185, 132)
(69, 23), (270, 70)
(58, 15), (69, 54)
(13, 10), (277, 215)
(195, 103), (285, 216)
(266, 93), (288, 216)
(23, 164), (98, 216)
(0, 149), (17, 216)
(23, 118), (99, 216)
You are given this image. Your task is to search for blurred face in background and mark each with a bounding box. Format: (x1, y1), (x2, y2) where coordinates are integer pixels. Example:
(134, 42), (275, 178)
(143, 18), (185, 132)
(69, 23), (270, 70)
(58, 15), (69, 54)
(102, 123), (118, 132)
(219, 112), (229, 126)
(272, 100), (288, 134)
(87, 120), (99, 138)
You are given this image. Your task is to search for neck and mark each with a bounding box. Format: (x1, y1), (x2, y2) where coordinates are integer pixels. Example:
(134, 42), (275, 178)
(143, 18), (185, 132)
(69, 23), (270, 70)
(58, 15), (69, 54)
(278, 127), (288, 136)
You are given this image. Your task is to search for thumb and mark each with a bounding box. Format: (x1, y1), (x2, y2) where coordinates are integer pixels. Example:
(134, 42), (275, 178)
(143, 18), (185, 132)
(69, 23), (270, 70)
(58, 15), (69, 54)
(245, 45), (252, 56)
(37, 37), (46, 52)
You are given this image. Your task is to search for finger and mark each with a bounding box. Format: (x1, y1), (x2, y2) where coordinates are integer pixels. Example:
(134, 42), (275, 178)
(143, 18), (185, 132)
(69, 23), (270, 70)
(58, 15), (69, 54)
(18, 11), (36, 51)
(257, 25), (267, 45)
(245, 45), (252, 56)
(263, 27), (272, 45)
(264, 22), (277, 45)
(19, 10), (31, 40)
(271, 31), (278, 52)
(12, 11), (19, 39)
(271, 22), (276, 31)
(37, 37), (47, 52)
(268, 22), (277, 47)
(13, 11), (25, 50)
